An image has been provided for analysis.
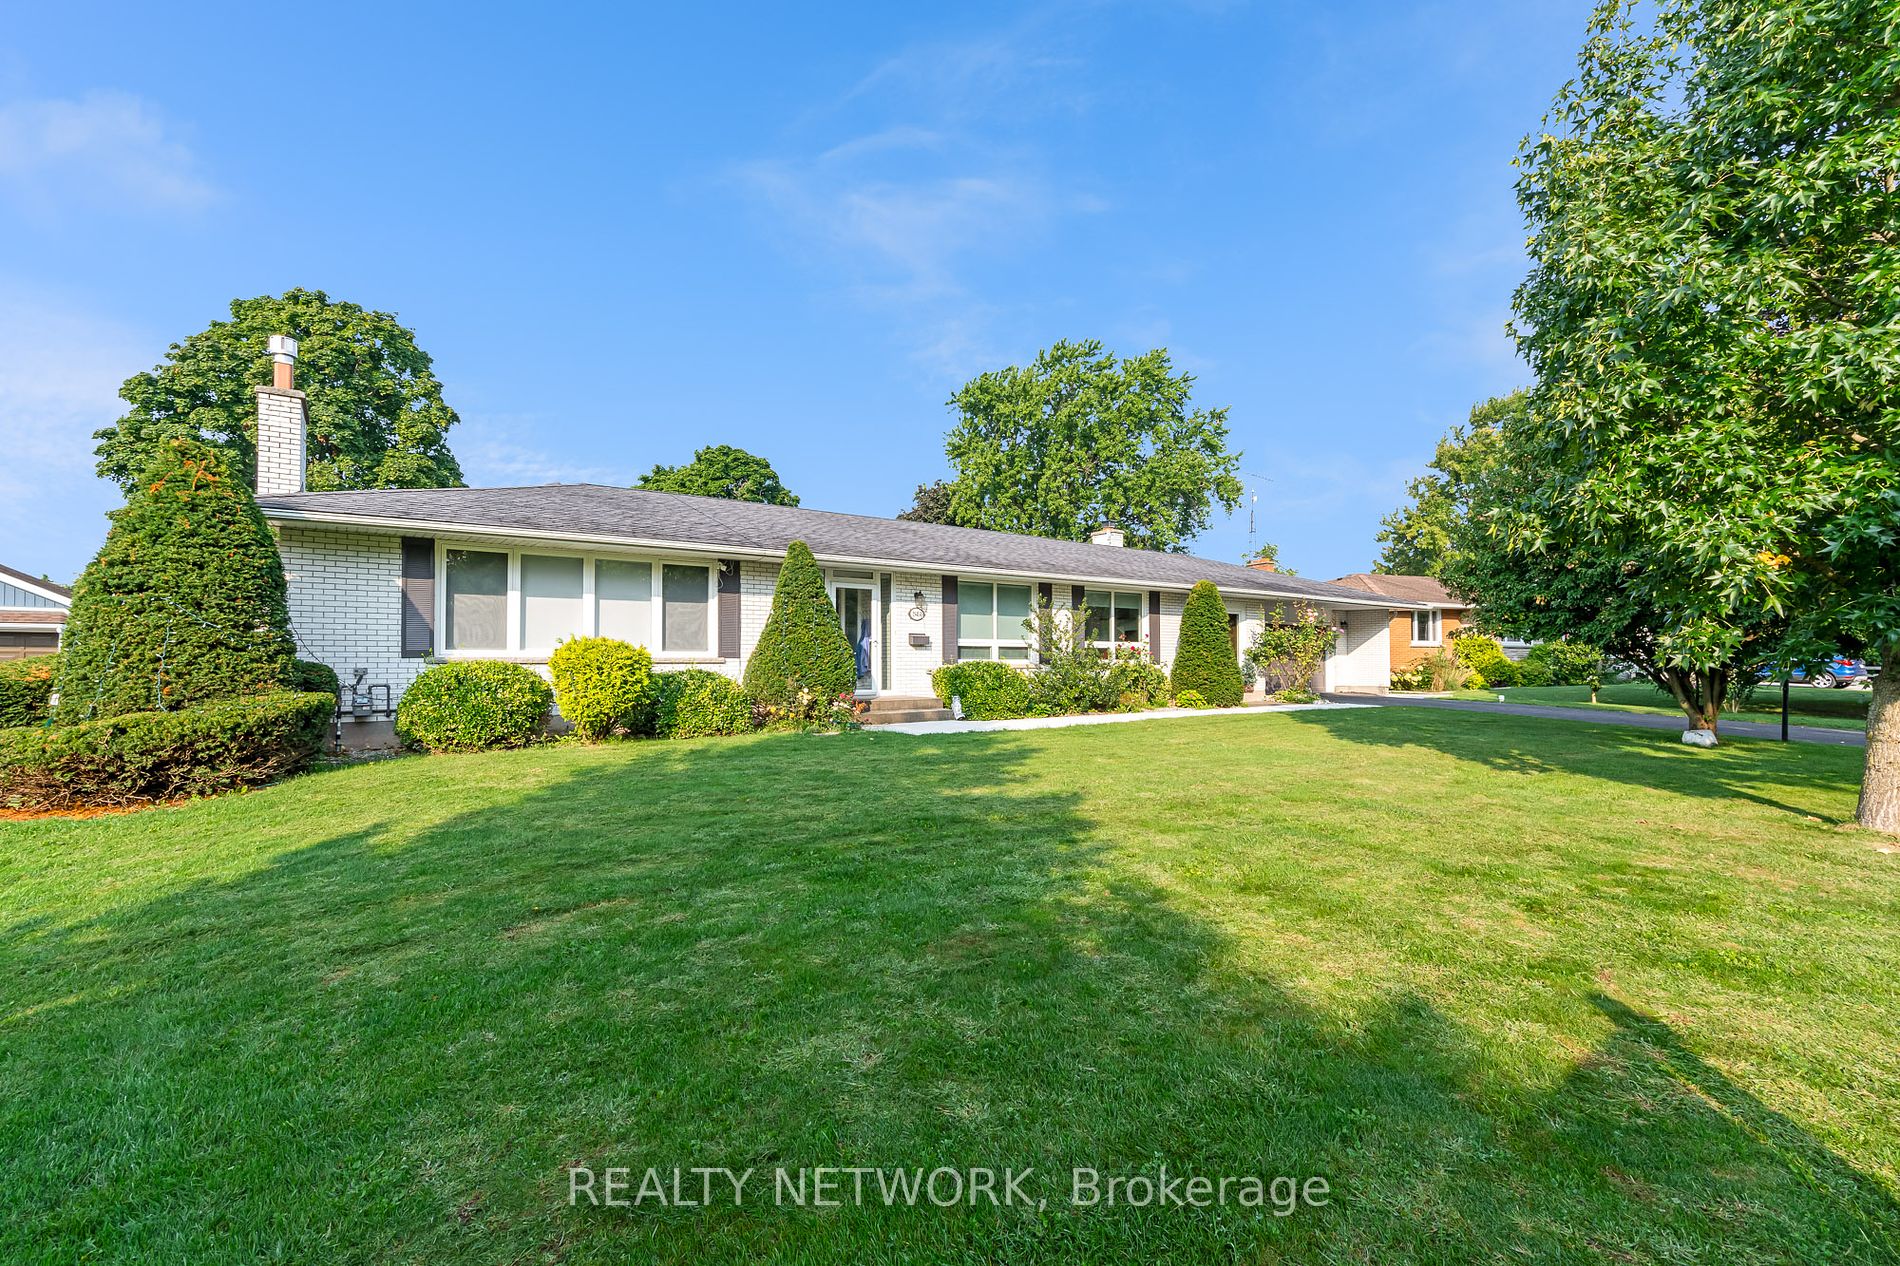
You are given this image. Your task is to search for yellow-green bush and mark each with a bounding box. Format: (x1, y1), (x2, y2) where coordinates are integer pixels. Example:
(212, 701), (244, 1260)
(549, 637), (655, 740)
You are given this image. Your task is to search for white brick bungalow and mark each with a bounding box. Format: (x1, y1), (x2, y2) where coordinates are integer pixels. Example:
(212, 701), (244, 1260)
(248, 340), (1413, 729)
(0, 563), (69, 661)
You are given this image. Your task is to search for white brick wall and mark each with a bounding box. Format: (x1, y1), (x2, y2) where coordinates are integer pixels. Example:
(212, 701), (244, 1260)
(254, 387), (307, 496)
(887, 570), (943, 696)
(274, 525), (1343, 705)
(277, 524), (421, 701)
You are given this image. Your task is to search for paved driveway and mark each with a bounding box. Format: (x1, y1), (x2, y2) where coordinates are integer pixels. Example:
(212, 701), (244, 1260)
(1327, 694), (1867, 748)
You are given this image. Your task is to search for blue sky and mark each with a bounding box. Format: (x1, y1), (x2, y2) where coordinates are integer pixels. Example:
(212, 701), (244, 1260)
(1, 1), (1589, 585)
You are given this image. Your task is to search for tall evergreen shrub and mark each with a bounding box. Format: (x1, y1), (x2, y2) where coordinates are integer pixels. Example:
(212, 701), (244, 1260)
(742, 541), (856, 709)
(55, 438), (295, 722)
(1170, 580), (1243, 707)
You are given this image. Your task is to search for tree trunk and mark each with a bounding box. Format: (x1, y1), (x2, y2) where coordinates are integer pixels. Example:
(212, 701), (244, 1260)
(1857, 667), (1900, 835)
(1662, 667), (1720, 741)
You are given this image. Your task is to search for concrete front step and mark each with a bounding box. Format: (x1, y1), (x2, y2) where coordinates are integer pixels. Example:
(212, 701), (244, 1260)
(860, 696), (953, 725)
(863, 708), (954, 725)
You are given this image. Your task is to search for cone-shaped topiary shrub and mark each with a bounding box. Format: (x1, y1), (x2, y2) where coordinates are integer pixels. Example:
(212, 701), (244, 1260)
(742, 541), (856, 712)
(1169, 580), (1243, 707)
(55, 438), (295, 723)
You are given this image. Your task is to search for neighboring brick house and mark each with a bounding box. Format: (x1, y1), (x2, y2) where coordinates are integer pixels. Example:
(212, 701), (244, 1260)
(244, 337), (1418, 739)
(1328, 573), (1473, 673)
(0, 563), (70, 661)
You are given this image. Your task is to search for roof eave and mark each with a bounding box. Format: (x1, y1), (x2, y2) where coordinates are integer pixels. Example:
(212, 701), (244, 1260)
(258, 505), (1414, 609)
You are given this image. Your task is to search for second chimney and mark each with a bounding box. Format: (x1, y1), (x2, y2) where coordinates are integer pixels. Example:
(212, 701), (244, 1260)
(255, 334), (307, 495)
(1089, 523), (1125, 548)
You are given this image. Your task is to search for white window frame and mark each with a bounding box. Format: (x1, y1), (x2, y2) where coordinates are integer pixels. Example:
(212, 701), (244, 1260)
(1082, 589), (1147, 655)
(436, 542), (716, 660)
(1411, 609), (1442, 647)
(956, 578), (1035, 662)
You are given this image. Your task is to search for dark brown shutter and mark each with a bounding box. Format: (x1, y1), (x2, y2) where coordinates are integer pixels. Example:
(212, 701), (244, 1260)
(940, 575), (958, 664)
(399, 537), (435, 658)
(718, 560), (741, 658)
(1071, 584), (1086, 610)
(1037, 581), (1053, 607)
(1148, 591), (1162, 661)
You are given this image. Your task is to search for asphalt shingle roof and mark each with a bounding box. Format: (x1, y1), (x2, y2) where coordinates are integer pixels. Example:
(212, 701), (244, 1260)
(1331, 572), (1466, 606)
(258, 484), (1414, 607)
(0, 561), (71, 600)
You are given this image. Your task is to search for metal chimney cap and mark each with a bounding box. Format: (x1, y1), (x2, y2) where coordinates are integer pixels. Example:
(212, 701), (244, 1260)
(267, 334), (300, 362)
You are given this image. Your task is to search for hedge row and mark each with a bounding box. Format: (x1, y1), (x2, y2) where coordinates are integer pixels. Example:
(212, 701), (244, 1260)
(0, 655), (59, 728)
(0, 690), (334, 811)
(931, 648), (1173, 722)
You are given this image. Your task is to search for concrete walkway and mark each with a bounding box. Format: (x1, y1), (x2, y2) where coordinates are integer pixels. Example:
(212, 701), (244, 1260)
(873, 699), (1367, 736)
(1329, 693), (1867, 748)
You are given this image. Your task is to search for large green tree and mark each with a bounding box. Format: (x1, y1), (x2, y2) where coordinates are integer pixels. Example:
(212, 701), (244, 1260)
(940, 340), (1243, 552)
(896, 480), (968, 526)
(1374, 392), (1517, 577)
(637, 445), (799, 506)
(95, 288), (464, 493)
(1495, 0), (1898, 829)
(1442, 415), (1772, 734)
(57, 438), (296, 722)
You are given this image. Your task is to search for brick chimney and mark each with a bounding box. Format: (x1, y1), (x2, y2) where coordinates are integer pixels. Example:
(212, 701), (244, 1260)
(1247, 557), (1278, 574)
(1089, 523), (1125, 547)
(254, 334), (307, 495)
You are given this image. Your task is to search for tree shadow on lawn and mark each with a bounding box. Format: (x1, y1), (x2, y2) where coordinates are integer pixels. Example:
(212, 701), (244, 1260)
(0, 730), (1894, 1264)
(1292, 705), (1865, 824)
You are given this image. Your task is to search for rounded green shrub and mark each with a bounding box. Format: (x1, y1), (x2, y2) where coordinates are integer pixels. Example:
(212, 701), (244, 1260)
(0, 654), (59, 728)
(395, 660), (551, 752)
(288, 659), (341, 704)
(1169, 581), (1243, 707)
(653, 669), (758, 739)
(743, 541), (856, 714)
(1174, 689), (1209, 709)
(1521, 639), (1604, 687)
(930, 660), (1033, 720)
(548, 637), (655, 740)
(0, 690), (333, 811)
(56, 437), (295, 723)
(1451, 633), (1517, 687)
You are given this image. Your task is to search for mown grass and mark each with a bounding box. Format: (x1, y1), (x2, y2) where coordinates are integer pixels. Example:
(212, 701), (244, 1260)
(2, 708), (1897, 1264)
(1465, 681), (1873, 731)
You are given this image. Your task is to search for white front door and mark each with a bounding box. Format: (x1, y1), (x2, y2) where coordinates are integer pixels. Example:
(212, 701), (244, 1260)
(831, 583), (878, 697)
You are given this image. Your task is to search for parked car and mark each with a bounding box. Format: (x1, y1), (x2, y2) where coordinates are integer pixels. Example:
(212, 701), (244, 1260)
(1755, 655), (1867, 689)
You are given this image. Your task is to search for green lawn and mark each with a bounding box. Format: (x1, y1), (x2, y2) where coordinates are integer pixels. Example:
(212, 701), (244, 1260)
(3, 710), (1897, 1264)
(1446, 680), (1874, 731)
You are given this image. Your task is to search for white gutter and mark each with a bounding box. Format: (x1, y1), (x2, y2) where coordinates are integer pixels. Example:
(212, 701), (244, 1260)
(259, 507), (1421, 611)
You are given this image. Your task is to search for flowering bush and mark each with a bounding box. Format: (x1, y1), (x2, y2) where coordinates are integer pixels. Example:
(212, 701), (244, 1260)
(1247, 603), (1338, 699)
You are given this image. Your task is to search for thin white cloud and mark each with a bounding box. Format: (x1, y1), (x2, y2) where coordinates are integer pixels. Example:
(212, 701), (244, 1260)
(0, 91), (216, 213)
(733, 19), (1106, 380)
(0, 286), (150, 581)
(455, 416), (629, 487)
(1417, 305), (1526, 382)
